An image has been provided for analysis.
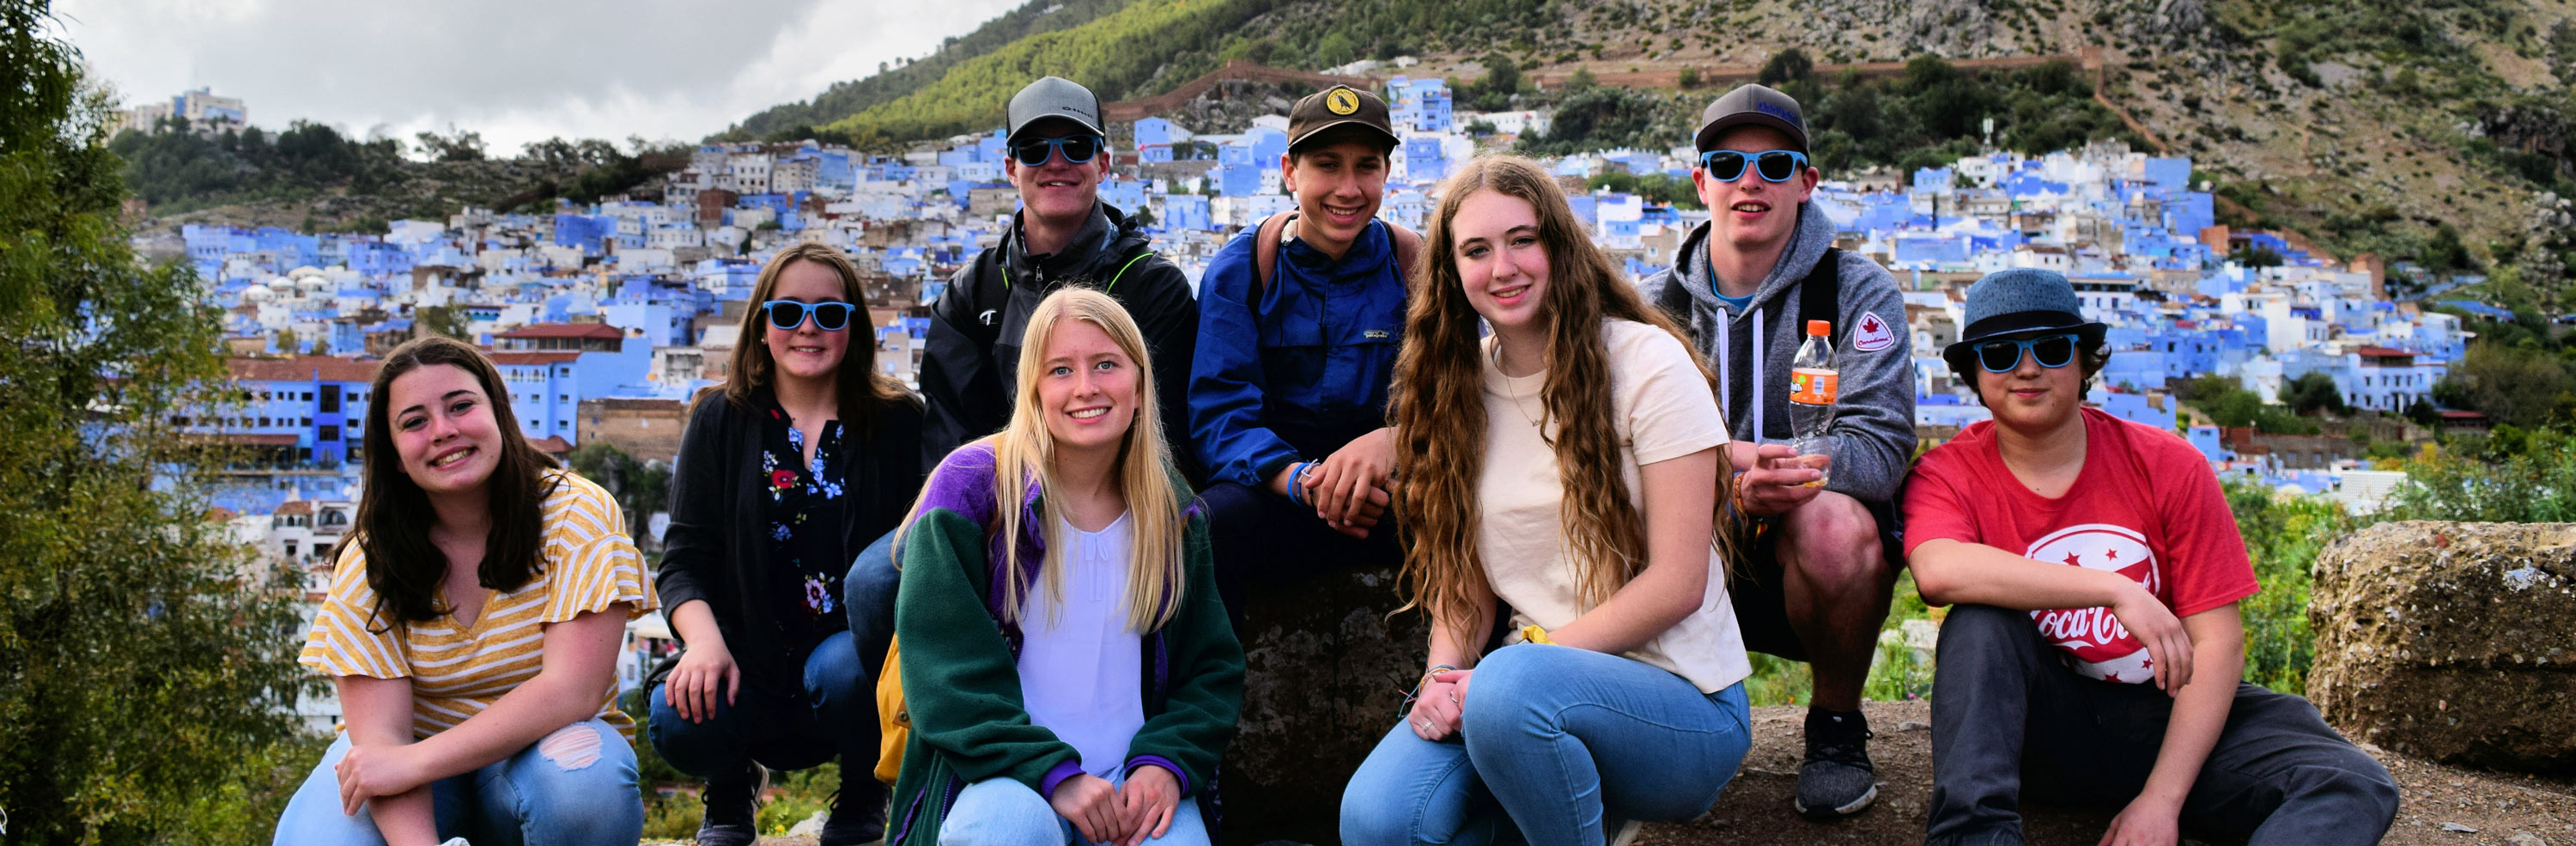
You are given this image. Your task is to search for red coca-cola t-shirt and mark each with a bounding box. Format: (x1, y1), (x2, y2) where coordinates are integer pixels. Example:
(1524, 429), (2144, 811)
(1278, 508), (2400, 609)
(1902, 407), (2258, 684)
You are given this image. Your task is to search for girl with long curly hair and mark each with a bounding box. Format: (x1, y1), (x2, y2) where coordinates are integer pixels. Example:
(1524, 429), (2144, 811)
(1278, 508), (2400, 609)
(1341, 155), (1755, 846)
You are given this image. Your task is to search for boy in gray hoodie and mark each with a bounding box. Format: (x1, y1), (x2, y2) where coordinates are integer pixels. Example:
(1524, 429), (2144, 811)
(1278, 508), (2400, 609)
(1637, 83), (1916, 821)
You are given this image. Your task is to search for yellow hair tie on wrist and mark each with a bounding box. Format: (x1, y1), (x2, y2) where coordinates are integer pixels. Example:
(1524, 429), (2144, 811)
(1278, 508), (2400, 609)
(1520, 624), (1555, 645)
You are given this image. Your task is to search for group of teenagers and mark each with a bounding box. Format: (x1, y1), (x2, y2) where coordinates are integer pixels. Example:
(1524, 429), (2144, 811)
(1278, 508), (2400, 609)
(272, 76), (2403, 846)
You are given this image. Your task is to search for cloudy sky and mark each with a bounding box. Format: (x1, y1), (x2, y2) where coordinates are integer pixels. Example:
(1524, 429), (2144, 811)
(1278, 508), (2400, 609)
(51, 0), (1024, 154)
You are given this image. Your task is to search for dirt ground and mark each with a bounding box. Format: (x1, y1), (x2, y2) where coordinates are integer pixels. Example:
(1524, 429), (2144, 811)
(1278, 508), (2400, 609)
(727, 699), (2576, 846)
(1644, 701), (2576, 846)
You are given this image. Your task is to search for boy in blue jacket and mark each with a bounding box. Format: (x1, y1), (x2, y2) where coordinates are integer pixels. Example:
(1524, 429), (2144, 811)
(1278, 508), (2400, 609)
(1190, 85), (1420, 624)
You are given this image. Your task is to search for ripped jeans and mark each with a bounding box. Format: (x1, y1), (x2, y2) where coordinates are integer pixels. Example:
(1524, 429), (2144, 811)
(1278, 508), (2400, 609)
(270, 718), (644, 846)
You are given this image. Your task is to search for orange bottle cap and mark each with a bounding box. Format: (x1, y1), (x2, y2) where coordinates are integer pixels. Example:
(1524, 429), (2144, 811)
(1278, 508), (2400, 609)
(1805, 320), (1830, 336)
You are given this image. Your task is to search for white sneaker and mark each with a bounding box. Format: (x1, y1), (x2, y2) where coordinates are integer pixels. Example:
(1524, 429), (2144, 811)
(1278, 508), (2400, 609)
(1609, 819), (1644, 846)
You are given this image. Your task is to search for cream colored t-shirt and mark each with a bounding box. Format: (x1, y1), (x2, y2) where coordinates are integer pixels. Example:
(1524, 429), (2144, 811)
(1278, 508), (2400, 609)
(1477, 320), (1751, 693)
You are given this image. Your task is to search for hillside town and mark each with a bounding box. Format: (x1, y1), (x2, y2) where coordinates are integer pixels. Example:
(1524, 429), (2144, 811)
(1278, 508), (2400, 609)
(139, 78), (2487, 725)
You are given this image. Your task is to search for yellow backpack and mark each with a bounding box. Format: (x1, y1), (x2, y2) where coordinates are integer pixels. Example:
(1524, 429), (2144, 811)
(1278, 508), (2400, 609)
(873, 636), (908, 784)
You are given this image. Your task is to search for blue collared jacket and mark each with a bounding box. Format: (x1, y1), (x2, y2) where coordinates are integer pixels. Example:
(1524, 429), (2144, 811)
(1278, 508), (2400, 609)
(1188, 219), (1408, 488)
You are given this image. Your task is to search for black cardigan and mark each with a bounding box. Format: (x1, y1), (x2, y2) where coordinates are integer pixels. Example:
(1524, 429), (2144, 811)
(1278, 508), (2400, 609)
(651, 390), (926, 697)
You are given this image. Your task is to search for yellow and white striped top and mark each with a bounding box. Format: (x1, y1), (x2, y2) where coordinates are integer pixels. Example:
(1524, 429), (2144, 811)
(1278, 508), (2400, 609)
(300, 470), (658, 739)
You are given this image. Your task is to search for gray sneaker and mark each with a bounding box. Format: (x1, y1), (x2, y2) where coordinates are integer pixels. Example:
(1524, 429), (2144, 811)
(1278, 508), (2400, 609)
(1793, 709), (1878, 819)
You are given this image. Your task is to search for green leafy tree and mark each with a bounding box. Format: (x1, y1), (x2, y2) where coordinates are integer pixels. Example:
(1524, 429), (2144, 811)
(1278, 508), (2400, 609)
(2, 3), (321, 842)
(2438, 341), (2576, 427)
(1479, 52), (1520, 100)
(567, 441), (673, 541)
(412, 303), (470, 340)
(2280, 371), (2351, 416)
(1757, 47), (1814, 86)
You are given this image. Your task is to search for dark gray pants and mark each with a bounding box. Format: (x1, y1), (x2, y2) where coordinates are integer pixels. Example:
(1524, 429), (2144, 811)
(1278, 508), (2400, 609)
(1927, 603), (2398, 846)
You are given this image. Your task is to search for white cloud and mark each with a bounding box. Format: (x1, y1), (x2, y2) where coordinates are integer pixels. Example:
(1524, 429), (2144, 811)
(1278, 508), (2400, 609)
(52, 0), (1025, 153)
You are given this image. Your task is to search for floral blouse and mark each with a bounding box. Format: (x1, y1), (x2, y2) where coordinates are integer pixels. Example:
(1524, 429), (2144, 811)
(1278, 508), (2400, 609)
(758, 399), (849, 659)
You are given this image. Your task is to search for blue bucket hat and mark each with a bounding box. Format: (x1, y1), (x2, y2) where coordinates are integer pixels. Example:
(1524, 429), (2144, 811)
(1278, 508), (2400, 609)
(1941, 268), (2107, 374)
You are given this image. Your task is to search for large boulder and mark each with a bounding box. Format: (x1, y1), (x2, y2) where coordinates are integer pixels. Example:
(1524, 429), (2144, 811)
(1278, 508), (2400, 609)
(1224, 563), (1429, 843)
(2309, 521), (2576, 772)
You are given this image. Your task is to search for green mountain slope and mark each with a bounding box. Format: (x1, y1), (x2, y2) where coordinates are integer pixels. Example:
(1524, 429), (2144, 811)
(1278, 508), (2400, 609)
(741, 0), (2571, 306)
(725, 0), (1141, 141)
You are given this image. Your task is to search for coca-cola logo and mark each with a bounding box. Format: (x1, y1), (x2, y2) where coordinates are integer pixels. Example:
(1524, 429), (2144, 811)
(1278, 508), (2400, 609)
(2025, 524), (2161, 683)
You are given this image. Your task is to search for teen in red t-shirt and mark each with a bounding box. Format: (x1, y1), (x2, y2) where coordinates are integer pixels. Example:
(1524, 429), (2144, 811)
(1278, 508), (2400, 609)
(1906, 406), (2257, 685)
(1904, 269), (2394, 846)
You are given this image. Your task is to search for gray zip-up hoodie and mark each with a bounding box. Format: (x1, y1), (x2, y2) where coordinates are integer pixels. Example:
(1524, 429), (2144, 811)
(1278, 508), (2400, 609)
(1636, 204), (1915, 503)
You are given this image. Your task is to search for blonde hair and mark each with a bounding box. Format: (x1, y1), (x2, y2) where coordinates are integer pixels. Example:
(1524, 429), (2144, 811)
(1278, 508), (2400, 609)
(1394, 154), (1743, 646)
(901, 286), (1188, 631)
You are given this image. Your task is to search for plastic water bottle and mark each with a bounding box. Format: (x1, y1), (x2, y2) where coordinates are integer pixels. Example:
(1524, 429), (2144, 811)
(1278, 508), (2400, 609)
(1789, 320), (1836, 488)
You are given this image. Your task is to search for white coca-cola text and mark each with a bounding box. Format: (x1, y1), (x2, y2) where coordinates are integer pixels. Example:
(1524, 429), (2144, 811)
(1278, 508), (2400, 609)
(2033, 606), (2131, 646)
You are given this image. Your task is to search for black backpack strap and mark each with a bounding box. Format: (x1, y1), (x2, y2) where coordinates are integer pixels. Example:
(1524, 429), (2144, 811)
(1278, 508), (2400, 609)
(1798, 247), (1844, 347)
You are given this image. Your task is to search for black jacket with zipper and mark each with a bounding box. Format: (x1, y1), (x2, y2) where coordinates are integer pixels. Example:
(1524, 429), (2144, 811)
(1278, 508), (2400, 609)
(919, 202), (1199, 478)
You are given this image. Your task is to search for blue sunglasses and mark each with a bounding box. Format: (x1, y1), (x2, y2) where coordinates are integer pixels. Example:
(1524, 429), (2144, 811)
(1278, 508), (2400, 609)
(762, 299), (857, 332)
(1698, 149), (1809, 183)
(1011, 134), (1104, 167)
(1973, 333), (2082, 373)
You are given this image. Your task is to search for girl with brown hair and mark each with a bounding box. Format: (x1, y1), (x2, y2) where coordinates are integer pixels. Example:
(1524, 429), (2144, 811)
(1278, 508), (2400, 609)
(1341, 155), (1754, 846)
(648, 243), (924, 846)
(275, 335), (656, 846)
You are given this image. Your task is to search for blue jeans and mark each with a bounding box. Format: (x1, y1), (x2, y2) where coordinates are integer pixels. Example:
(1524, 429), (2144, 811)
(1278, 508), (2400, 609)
(271, 719), (643, 846)
(846, 529), (902, 680)
(942, 768), (1211, 846)
(647, 628), (874, 776)
(1340, 645), (1753, 846)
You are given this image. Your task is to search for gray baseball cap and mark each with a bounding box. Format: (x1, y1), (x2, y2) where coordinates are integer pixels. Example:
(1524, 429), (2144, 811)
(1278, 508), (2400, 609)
(1693, 83), (1809, 155)
(1006, 76), (1104, 145)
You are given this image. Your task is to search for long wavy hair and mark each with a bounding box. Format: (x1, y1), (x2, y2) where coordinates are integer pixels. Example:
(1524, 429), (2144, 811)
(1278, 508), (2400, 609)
(717, 242), (918, 431)
(899, 287), (1188, 632)
(1393, 154), (1744, 646)
(344, 335), (562, 627)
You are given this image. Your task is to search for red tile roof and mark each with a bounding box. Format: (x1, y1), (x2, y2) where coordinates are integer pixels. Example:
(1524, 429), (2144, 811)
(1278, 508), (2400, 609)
(496, 323), (625, 340)
(228, 356), (382, 384)
(485, 351), (581, 366)
(2354, 346), (2415, 357)
(531, 435), (575, 454)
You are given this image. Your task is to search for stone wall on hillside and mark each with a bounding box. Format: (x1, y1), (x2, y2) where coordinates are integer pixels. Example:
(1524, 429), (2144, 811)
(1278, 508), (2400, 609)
(2309, 521), (2576, 773)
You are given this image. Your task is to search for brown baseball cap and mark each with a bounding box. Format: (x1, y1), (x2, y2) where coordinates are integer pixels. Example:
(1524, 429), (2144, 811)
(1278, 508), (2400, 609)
(1692, 82), (1809, 155)
(1285, 85), (1399, 153)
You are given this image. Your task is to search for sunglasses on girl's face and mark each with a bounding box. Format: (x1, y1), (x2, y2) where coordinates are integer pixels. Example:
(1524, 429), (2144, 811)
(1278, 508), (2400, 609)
(1974, 333), (2082, 373)
(1011, 134), (1104, 167)
(762, 300), (857, 332)
(1698, 149), (1809, 183)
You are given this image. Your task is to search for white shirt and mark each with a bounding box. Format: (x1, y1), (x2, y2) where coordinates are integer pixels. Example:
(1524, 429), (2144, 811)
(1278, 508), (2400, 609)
(1017, 512), (1146, 776)
(1477, 320), (1753, 693)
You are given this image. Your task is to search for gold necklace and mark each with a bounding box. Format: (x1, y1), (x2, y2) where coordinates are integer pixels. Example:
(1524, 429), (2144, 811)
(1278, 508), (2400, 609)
(1491, 341), (1546, 429)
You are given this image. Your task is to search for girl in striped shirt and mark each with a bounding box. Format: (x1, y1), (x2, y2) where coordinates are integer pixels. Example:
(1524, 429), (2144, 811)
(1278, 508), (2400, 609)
(273, 336), (658, 846)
